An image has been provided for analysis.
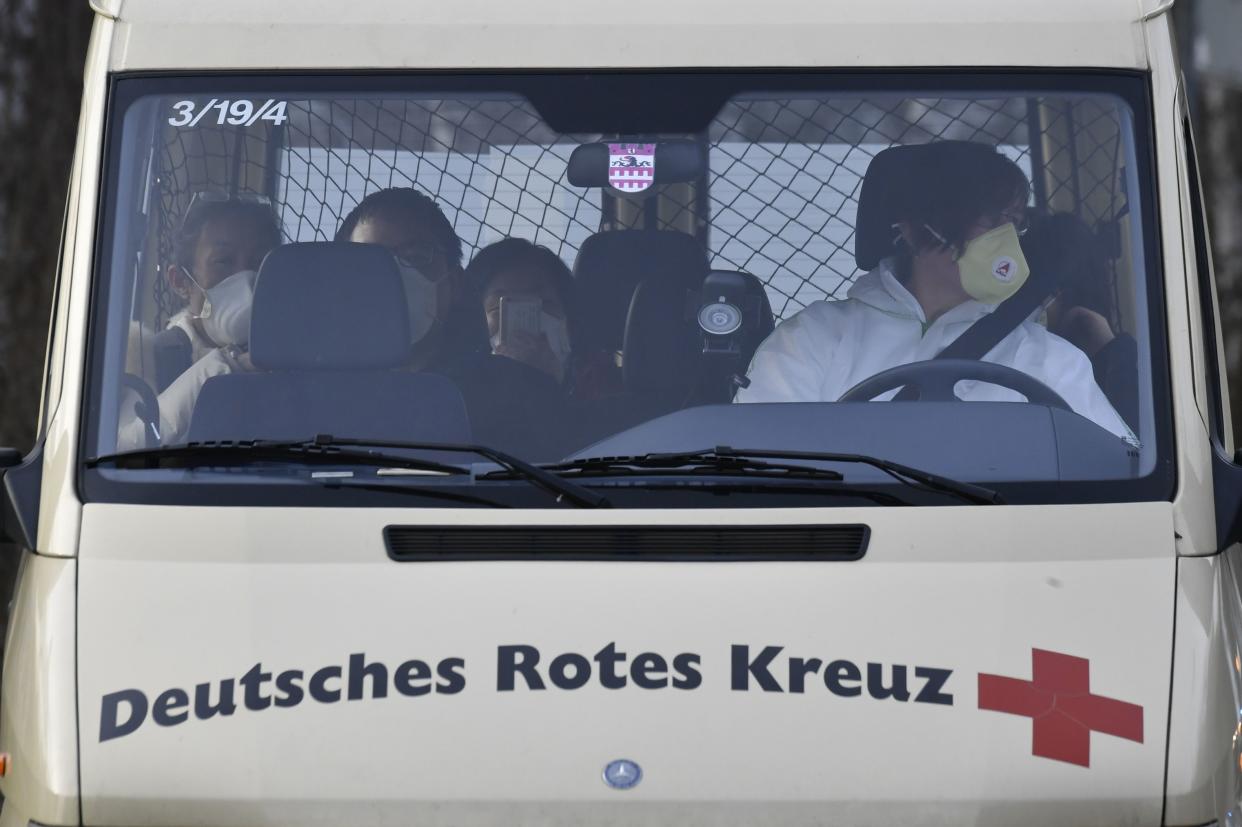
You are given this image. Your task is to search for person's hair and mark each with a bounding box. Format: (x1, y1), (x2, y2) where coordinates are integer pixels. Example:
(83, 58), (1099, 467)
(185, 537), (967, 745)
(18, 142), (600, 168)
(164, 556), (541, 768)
(335, 187), (464, 269)
(468, 237), (573, 301)
(172, 200), (281, 271)
(895, 142), (1031, 257)
(466, 238), (575, 335)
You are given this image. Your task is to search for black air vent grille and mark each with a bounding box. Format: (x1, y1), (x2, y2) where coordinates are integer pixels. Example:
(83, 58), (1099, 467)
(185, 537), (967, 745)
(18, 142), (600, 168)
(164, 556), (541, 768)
(384, 525), (868, 562)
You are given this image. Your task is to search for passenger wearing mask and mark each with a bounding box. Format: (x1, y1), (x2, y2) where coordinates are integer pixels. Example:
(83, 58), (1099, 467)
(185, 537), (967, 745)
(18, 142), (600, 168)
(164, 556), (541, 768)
(336, 187), (484, 368)
(736, 145), (1135, 444)
(468, 237), (574, 384)
(337, 192), (568, 458)
(118, 193), (280, 449)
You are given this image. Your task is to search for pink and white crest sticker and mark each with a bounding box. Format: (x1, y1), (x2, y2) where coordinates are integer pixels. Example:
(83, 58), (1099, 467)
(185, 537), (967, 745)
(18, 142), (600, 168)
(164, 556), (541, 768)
(608, 143), (656, 193)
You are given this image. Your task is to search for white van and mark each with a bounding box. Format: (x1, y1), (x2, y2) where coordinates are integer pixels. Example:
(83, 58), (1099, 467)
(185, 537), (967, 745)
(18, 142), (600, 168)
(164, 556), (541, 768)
(0, 0), (1236, 824)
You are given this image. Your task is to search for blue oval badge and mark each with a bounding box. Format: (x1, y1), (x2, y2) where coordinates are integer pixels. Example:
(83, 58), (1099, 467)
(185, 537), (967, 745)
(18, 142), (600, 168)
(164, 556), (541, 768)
(602, 758), (642, 790)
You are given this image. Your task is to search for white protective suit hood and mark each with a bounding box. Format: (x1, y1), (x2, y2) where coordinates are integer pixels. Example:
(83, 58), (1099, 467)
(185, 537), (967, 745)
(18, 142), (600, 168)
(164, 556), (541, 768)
(736, 259), (1136, 444)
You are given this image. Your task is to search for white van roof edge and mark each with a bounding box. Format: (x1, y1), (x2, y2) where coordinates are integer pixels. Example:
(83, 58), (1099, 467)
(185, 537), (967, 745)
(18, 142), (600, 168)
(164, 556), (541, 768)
(106, 0), (1155, 72)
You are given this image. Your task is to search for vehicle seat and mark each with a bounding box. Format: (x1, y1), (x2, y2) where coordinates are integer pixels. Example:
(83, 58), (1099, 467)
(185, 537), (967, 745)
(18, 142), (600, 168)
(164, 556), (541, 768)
(572, 229), (710, 357)
(735, 273), (776, 370)
(696, 270), (776, 402)
(187, 242), (471, 444)
(563, 278), (701, 451)
(623, 279), (701, 398)
(434, 351), (570, 462)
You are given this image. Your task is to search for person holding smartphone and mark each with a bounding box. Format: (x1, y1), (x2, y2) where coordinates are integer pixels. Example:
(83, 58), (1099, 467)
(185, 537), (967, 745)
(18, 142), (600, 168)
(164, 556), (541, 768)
(468, 238), (575, 383)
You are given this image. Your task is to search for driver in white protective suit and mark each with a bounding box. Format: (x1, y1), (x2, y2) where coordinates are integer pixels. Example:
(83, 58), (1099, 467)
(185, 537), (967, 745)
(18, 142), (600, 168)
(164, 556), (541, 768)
(735, 142), (1137, 445)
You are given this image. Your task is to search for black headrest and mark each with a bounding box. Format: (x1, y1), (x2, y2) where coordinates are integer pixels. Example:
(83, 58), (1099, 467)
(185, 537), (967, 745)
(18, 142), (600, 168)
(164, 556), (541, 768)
(572, 230), (709, 354)
(855, 141), (1002, 271)
(697, 270), (775, 361)
(1020, 211), (1102, 293)
(622, 280), (699, 394)
(250, 242), (410, 370)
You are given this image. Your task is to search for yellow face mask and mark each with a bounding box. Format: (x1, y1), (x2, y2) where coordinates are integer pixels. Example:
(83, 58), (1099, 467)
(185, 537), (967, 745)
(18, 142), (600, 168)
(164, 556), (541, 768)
(953, 223), (1030, 305)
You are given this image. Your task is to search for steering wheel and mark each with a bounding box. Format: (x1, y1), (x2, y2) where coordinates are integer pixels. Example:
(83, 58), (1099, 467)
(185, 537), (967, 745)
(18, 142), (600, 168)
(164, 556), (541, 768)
(122, 373), (162, 448)
(837, 358), (1072, 411)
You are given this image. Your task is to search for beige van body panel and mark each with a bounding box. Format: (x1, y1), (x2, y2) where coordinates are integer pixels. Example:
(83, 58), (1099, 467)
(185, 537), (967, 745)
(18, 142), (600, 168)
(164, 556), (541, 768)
(77, 502), (1176, 826)
(2, 1), (1228, 824)
(1164, 553), (1238, 825)
(0, 552), (79, 826)
(37, 11), (113, 560)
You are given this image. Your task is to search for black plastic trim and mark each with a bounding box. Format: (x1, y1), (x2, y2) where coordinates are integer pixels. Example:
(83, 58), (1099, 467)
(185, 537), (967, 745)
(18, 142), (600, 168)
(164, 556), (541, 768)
(384, 523), (869, 562)
(3, 440), (44, 551)
(1182, 113), (1242, 550)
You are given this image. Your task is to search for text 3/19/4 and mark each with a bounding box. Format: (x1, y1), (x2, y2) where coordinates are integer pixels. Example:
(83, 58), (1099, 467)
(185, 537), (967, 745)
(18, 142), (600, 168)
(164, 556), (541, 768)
(168, 99), (289, 128)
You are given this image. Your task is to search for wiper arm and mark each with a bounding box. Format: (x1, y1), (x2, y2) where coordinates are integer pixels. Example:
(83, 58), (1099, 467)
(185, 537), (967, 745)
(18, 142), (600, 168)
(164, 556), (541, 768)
(89, 435), (609, 508)
(541, 446), (1001, 505)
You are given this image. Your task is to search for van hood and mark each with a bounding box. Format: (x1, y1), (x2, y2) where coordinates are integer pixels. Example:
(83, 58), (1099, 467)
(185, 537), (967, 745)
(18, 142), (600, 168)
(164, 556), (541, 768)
(77, 502), (1175, 827)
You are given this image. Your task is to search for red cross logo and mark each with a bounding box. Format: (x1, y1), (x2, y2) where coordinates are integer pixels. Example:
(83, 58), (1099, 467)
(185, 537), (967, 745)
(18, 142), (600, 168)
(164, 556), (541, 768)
(977, 648), (1143, 767)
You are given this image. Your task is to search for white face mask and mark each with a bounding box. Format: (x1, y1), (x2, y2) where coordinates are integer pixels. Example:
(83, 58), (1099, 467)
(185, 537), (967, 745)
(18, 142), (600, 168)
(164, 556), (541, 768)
(187, 268), (257, 347)
(399, 263), (439, 346)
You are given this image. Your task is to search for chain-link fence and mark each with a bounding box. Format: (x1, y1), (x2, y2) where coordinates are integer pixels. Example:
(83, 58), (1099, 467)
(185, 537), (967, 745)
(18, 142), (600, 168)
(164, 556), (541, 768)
(152, 92), (1128, 326)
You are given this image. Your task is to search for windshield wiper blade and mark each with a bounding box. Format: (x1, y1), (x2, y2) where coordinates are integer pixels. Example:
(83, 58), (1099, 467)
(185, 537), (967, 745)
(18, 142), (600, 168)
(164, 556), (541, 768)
(541, 446), (1001, 505)
(581, 477), (914, 506)
(533, 452), (845, 480)
(309, 478), (513, 509)
(89, 435), (609, 508)
(704, 447), (1002, 504)
(86, 439), (468, 476)
(320, 438), (609, 508)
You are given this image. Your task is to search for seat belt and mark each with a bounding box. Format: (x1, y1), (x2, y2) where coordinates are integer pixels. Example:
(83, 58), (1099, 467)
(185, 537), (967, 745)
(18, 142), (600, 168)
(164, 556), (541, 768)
(891, 268), (1056, 401)
(936, 272), (1054, 361)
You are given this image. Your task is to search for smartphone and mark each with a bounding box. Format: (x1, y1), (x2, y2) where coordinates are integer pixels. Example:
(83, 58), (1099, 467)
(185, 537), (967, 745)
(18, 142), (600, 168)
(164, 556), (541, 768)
(498, 296), (542, 347)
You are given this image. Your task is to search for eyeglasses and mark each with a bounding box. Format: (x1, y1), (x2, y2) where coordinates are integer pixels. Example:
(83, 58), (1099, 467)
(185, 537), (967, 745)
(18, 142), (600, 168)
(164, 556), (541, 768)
(395, 243), (449, 281)
(976, 209), (1030, 237)
(177, 190), (275, 234)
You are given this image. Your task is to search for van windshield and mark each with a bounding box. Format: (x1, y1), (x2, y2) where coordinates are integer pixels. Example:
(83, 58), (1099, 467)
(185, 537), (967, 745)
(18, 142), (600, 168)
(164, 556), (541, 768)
(84, 73), (1170, 507)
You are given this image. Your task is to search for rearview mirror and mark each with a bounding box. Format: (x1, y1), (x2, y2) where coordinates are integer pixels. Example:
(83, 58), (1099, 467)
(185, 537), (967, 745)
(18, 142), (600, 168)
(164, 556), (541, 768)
(566, 140), (706, 189)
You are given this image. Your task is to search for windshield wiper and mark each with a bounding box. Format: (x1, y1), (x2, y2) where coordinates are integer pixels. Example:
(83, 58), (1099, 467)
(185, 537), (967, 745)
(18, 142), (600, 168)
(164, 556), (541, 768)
(530, 452), (846, 481)
(87, 438), (468, 475)
(534, 445), (1002, 505)
(308, 478), (513, 509)
(88, 435), (609, 509)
